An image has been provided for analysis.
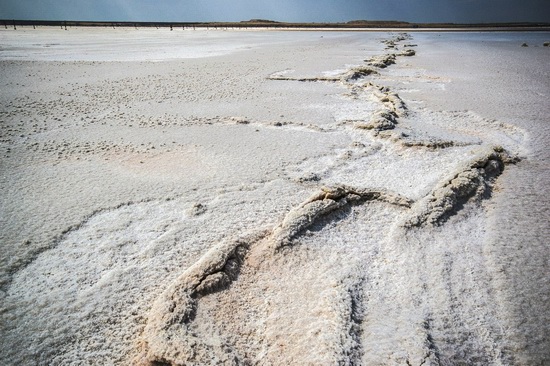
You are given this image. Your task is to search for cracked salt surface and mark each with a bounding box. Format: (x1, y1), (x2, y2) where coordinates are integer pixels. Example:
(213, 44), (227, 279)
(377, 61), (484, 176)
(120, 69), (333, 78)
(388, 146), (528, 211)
(0, 29), (548, 365)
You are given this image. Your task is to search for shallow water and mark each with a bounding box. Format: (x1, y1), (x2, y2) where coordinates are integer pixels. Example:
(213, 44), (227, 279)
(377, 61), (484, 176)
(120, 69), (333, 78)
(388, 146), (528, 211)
(0, 27), (385, 61)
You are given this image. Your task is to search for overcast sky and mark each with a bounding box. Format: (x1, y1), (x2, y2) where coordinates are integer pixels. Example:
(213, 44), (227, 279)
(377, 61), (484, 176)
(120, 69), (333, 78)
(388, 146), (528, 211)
(1, 0), (549, 24)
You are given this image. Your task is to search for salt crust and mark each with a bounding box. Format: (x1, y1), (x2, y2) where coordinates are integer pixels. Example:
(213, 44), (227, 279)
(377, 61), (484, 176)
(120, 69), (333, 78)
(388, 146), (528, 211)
(1, 30), (543, 365)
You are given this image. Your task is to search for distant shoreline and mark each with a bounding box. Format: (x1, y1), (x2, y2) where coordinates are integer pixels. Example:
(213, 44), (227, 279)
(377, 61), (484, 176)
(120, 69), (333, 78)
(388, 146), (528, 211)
(2, 19), (550, 32)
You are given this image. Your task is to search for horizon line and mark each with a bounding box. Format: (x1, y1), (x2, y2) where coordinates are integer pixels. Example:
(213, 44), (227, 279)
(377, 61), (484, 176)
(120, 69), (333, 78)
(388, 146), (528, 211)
(2, 19), (550, 27)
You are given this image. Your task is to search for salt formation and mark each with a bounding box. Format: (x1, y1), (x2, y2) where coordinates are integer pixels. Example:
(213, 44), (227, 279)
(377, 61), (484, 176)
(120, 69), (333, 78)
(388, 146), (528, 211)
(403, 146), (517, 228)
(136, 33), (522, 365)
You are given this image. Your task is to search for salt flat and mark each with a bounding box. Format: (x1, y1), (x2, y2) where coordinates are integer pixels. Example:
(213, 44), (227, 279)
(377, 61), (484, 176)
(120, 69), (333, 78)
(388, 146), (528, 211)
(0, 28), (548, 365)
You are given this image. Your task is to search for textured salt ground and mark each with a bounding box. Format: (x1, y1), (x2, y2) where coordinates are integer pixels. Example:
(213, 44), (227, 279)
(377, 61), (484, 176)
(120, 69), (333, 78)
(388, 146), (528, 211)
(170, 202), (501, 365)
(187, 202), (404, 365)
(2, 180), (311, 364)
(0, 30), (548, 365)
(380, 32), (550, 364)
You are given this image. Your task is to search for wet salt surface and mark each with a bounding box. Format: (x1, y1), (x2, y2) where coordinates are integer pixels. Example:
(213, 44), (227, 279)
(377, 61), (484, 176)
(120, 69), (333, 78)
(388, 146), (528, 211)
(0, 27), (380, 61)
(0, 29), (548, 365)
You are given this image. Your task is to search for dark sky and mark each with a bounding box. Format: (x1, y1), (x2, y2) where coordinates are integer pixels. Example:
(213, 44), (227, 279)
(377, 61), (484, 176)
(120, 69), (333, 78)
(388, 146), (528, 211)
(1, 0), (549, 23)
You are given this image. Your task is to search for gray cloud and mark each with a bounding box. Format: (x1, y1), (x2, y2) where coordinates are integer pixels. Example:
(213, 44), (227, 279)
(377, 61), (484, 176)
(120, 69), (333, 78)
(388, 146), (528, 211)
(0, 0), (548, 23)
